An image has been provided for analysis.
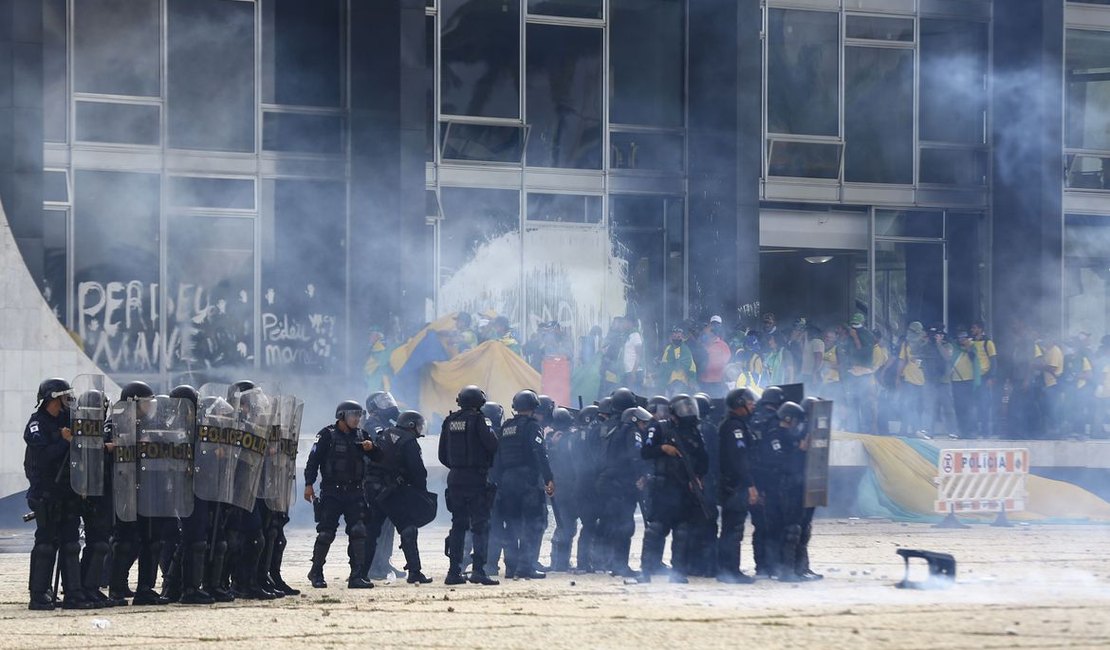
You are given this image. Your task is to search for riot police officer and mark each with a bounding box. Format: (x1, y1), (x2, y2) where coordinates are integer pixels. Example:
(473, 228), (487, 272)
(363, 410), (435, 584)
(439, 385), (500, 585)
(572, 404), (603, 573)
(492, 390), (555, 580)
(304, 401), (375, 589)
(479, 401), (506, 577)
(688, 393), (719, 576)
(638, 396), (708, 584)
(759, 401), (809, 581)
(363, 391), (401, 580)
(24, 378), (96, 610)
(547, 407), (578, 572)
(717, 388), (758, 584)
(747, 385), (785, 577)
(596, 395), (648, 578)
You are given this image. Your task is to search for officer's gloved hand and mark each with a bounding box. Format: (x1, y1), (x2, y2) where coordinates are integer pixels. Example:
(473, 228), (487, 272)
(545, 481), (555, 497)
(304, 485), (315, 503)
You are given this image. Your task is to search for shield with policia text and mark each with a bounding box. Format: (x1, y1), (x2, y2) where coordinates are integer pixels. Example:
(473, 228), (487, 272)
(111, 399), (138, 522)
(194, 384), (237, 507)
(195, 383), (273, 511)
(803, 398), (833, 508)
(136, 395), (195, 518)
(68, 374), (108, 498)
(262, 395), (303, 514)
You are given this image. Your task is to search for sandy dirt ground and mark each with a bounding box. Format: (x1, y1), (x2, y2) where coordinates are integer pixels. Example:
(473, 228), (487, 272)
(0, 520), (1108, 649)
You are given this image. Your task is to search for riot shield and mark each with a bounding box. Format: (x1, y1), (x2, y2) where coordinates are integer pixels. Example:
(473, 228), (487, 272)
(136, 396), (195, 518)
(111, 400), (138, 522)
(803, 398), (833, 508)
(68, 374), (107, 497)
(194, 385), (272, 510)
(262, 395), (303, 513)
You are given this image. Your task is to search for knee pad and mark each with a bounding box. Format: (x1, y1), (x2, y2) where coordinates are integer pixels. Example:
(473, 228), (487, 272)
(348, 523), (367, 542)
(399, 526), (418, 546)
(316, 530), (337, 546)
(32, 542), (57, 561)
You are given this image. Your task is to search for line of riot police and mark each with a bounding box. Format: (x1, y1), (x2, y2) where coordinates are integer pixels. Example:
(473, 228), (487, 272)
(23, 375), (303, 610)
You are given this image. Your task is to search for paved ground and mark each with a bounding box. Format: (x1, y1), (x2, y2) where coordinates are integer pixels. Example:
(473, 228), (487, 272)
(0, 520), (1109, 649)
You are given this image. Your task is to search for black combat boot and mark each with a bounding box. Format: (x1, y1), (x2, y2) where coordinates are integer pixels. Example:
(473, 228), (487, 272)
(269, 531), (299, 595)
(180, 542), (215, 605)
(28, 544), (57, 611)
(59, 543), (97, 610)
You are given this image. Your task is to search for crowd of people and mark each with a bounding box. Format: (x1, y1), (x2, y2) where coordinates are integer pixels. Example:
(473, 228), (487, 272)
(23, 372), (822, 610)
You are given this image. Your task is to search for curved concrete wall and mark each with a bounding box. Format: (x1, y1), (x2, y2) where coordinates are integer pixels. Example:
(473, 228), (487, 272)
(0, 199), (119, 498)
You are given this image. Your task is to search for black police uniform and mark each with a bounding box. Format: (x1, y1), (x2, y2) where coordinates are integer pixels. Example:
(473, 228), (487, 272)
(756, 419), (806, 580)
(438, 407), (499, 582)
(639, 419), (708, 581)
(363, 409), (400, 580)
(747, 403), (780, 575)
(24, 406), (92, 609)
(363, 426), (430, 579)
(595, 419), (644, 576)
(547, 424), (579, 572)
(686, 418), (720, 576)
(717, 410), (755, 581)
(491, 414), (553, 578)
(573, 418), (606, 572)
(305, 422), (371, 584)
(77, 412), (116, 605)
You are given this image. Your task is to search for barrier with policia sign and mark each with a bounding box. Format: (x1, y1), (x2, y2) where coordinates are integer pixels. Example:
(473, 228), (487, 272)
(935, 448), (1029, 528)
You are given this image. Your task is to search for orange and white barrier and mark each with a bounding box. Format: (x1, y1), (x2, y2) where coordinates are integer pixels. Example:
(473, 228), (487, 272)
(934, 448), (1029, 515)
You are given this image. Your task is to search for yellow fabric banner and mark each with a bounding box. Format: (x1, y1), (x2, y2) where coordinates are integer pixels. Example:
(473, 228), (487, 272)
(420, 340), (542, 420)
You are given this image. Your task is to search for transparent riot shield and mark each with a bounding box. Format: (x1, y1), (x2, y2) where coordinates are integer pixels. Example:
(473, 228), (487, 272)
(194, 384), (272, 510)
(803, 399), (834, 508)
(227, 388), (272, 510)
(68, 374), (107, 497)
(262, 395), (303, 513)
(194, 391), (238, 507)
(136, 396), (195, 518)
(110, 400), (138, 522)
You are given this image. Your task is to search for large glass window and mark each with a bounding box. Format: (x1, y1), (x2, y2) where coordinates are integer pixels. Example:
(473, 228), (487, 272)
(527, 0), (602, 19)
(767, 9), (839, 137)
(262, 0), (343, 107)
(426, 14), (436, 162)
(920, 20), (987, 145)
(263, 180), (347, 371)
(1065, 216), (1110, 342)
(1066, 29), (1110, 152)
(42, 208), (68, 322)
(610, 195), (685, 338)
(440, 0), (520, 119)
(73, 171), (161, 373)
(262, 112), (345, 154)
(167, 216), (255, 370)
(73, 0), (161, 97)
(437, 188), (521, 319)
(167, 0), (256, 152)
(75, 102), (160, 146)
(43, 0), (67, 143)
(610, 0), (684, 127)
(845, 47), (914, 184)
(525, 24), (603, 169)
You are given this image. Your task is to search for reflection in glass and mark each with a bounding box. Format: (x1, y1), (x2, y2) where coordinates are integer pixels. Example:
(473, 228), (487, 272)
(442, 123), (526, 163)
(526, 24), (603, 169)
(527, 194), (602, 224)
(919, 148), (987, 186)
(439, 188), (520, 286)
(73, 171), (161, 372)
(1066, 153), (1110, 190)
(921, 20), (987, 144)
(261, 0), (343, 107)
(1065, 218), (1110, 342)
(874, 241), (944, 339)
(767, 141), (841, 179)
(263, 112), (345, 154)
(44, 0), (67, 143)
(75, 102), (160, 146)
(767, 9), (838, 137)
(528, 0), (602, 19)
(1066, 29), (1110, 151)
(168, 0), (256, 152)
(875, 210), (944, 239)
(44, 171), (69, 204)
(845, 15), (914, 42)
(168, 217), (255, 370)
(73, 0), (160, 97)
(845, 47), (913, 183)
(610, 131), (683, 173)
(169, 177), (255, 210)
(610, 0), (684, 127)
(610, 195), (685, 332)
(440, 0), (520, 119)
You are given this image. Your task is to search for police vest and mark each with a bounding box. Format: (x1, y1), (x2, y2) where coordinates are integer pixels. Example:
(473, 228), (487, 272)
(375, 427), (417, 485)
(323, 427), (365, 484)
(442, 410), (491, 470)
(497, 416), (542, 474)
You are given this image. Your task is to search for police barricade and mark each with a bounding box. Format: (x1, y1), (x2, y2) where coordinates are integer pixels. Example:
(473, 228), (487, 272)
(935, 448), (1029, 523)
(803, 398), (833, 508)
(262, 395), (303, 514)
(136, 395), (195, 519)
(111, 400), (139, 522)
(68, 374), (107, 498)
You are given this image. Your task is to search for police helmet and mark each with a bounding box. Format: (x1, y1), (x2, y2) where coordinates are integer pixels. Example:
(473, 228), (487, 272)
(200, 395), (235, 418)
(335, 400), (364, 421)
(372, 391), (398, 412)
(801, 396), (819, 412)
(610, 387), (637, 414)
(777, 401), (806, 427)
(170, 384), (199, 407)
(693, 393), (712, 419)
(551, 407), (573, 429)
(36, 378), (72, 406)
(120, 381), (154, 401)
(228, 379), (256, 401)
(511, 389), (541, 413)
(457, 385), (487, 409)
(481, 402), (504, 430)
(726, 388), (757, 411)
(365, 391), (385, 413)
(669, 394), (700, 423)
(597, 396), (614, 418)
(77, 389), (106, 410)
(759, 386), (786, 408)
(577, 404), (600, 426)
(537, 395), (556, 420)
(396, 410), (426, 436)
(646, 395), (670, 418)
(621, 406), (653, 424)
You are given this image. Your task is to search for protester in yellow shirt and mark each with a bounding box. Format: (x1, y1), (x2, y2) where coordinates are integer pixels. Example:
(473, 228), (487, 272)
(897, 321), (927, 436)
